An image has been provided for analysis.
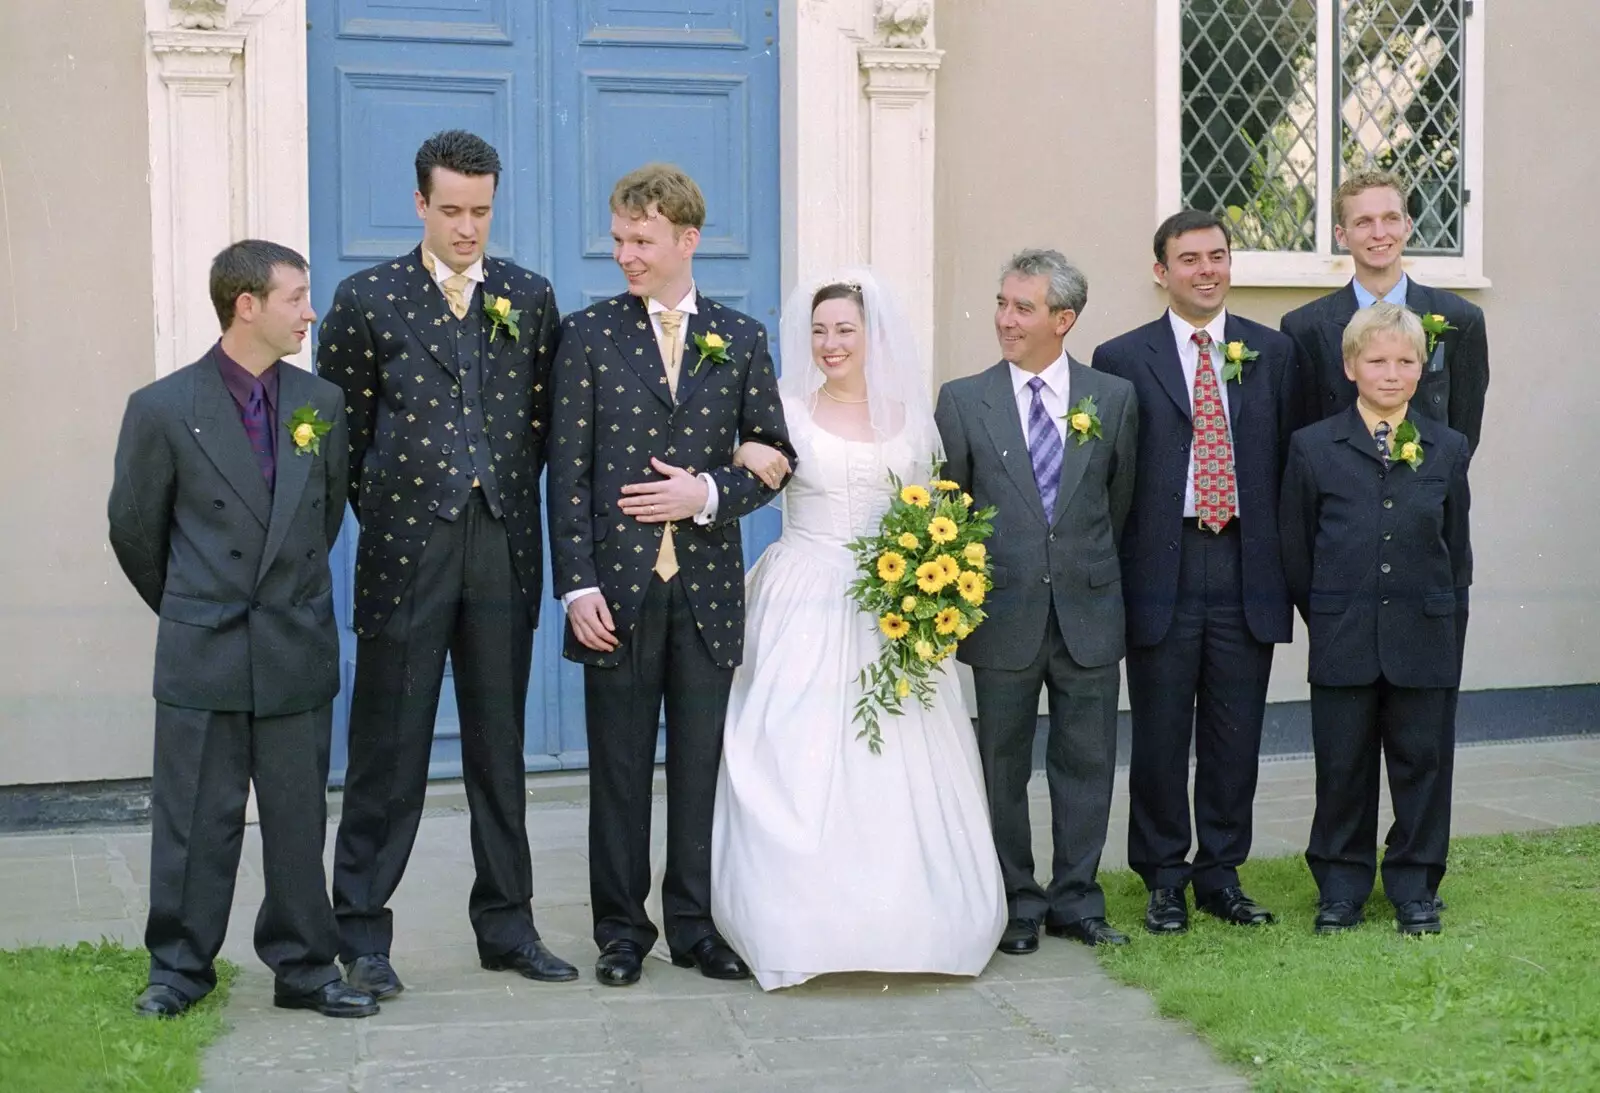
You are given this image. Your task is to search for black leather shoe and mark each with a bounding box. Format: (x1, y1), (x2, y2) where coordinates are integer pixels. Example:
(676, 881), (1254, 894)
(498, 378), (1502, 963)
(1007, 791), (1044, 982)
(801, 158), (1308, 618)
(1434, 896), (1448, 912)
(1144, 888), (1189, 935)
(344, 953), (404, 1000)
(1047, 916), (1129, 947)
(997, 917), (1040, 954)
(1395, 900), (1443, 936)
(1197, 886), (1275, 926)
(595, 939), (646, 986)
(671, 936), (751, 980)
(481, 940), (579, 983)
(1313, 899), (1365, 934)
(273, 980), (379, 1018)
(133, 984), (191, 1018)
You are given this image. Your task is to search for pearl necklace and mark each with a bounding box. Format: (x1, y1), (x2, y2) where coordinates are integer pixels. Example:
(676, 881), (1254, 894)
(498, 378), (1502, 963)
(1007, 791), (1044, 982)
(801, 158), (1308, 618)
(819, 385), (868, 405)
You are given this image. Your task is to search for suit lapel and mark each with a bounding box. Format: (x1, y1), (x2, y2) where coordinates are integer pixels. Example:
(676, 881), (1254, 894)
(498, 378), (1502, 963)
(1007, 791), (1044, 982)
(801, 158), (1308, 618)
(978, 363), (1048, 527)
(398, 246), (460, 378)
(673, 294), (719, 408)
(1406, 278), (1449, 372)
(1145, 315), (1192, 420)
(186, 352), (272, 528)
(604, 294), (674, 409)
(1221, 313), (1252, 424)
(1334, 405), (1387, 468)
(1052, 360), (1095, 526)
(259, 364), (314, 581)
(1320, 282), (1360, 372)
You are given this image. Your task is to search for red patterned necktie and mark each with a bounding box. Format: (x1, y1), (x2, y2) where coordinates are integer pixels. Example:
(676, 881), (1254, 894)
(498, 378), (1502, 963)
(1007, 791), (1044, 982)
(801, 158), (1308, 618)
(1190, 330), (1236, 533)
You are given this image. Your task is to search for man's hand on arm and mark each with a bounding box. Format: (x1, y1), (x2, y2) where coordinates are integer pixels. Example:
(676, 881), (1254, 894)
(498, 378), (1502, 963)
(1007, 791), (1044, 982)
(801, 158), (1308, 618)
(618, 458), (711, 523)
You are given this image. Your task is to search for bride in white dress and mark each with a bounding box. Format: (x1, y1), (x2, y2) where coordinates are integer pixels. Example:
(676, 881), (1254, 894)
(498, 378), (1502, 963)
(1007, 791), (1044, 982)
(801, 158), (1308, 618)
(711, 270), (1006, 991)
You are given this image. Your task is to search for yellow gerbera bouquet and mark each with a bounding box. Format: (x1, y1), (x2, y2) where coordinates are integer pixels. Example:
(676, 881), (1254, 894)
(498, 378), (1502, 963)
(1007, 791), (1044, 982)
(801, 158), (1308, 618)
(845, 463), (997, 753)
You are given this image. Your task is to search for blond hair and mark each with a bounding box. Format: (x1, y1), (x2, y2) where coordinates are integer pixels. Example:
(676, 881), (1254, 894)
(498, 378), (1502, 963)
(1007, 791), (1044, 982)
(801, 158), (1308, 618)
(609, 163), (706, 231)
(1342, 301), (1426, 364)
(1333, 169), (1409, 226)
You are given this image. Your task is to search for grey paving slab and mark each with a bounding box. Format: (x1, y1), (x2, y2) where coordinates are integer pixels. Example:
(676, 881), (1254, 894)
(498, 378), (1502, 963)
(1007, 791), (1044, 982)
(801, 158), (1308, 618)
(0, 737), (1595, 1093)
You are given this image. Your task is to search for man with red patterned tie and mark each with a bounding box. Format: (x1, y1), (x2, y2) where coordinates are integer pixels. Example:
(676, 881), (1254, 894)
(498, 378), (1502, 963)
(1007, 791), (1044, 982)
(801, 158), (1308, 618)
(1092, 211), (1303, 936)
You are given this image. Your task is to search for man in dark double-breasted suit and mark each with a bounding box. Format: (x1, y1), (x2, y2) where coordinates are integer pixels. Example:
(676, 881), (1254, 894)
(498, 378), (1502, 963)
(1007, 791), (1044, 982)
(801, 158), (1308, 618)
(1280, 302), (1472, 936)
(1093, 211), (1302, 936)
(317, 131), (575, 995)
(937, 249), (1139, 954)
(551, 164), (793, 987)
(109, 240), (376, 1020)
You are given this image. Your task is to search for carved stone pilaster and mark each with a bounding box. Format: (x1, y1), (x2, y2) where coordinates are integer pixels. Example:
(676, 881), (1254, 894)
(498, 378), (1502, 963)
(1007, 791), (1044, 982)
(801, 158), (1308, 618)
(859, 31), (943, 370)
(144, 0), (308, 377)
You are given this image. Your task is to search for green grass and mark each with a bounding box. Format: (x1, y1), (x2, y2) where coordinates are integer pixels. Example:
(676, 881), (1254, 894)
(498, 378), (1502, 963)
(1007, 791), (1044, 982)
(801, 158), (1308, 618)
(0, 942), (235, 1093)
(1097, 825), (1600, 1092)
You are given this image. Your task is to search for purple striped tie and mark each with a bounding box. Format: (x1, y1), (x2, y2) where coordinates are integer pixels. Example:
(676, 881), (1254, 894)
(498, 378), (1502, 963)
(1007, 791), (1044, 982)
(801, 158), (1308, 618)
(1027, 376), (1063, 522)
(242, 379), (275, 491)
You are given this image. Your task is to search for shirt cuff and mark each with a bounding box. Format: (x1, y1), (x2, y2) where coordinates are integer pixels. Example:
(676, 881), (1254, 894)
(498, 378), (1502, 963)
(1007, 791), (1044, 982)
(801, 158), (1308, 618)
(562, 587), (600, 607)
(692, 473), (719, 525)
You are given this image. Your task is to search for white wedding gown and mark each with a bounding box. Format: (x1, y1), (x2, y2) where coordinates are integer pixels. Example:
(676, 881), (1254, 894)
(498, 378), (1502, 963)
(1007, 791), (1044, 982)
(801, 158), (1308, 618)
(711, 409), (1006, 990)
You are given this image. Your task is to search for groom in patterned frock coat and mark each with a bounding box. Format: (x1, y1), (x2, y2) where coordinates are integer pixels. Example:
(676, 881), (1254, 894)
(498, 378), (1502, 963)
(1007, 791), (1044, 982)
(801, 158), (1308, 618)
(1092, 210), (1301, 936)
(318, 130), (576, 996)
(550, 164), (794, 987)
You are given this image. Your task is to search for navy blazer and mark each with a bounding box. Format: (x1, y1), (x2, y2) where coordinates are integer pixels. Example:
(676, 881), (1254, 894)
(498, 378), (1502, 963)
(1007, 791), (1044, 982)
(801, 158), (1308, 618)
(1092, 312), (1301, 647)
(1279, 279), (1488, 454)
(1279, 407), (1472, 689)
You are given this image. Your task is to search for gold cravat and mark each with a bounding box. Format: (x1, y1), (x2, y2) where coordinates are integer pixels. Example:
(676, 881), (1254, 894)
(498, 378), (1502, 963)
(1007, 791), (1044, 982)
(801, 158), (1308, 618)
(657, 309), (685, 397)
(652, 307), (687, 581)
(442, 272), (471, 321)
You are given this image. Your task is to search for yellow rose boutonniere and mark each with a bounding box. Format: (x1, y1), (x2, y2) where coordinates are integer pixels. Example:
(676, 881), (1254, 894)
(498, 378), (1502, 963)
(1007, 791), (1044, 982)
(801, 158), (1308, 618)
(1059, 395), (1103, 446)
(1418, 312), (1456, 354)
(482, 293), (520, 341)
(1392, 419), (1424, 470)
(690, 330), (731, 375)
(1221, 338), (1261, 383)
(286, 405), (333, 456)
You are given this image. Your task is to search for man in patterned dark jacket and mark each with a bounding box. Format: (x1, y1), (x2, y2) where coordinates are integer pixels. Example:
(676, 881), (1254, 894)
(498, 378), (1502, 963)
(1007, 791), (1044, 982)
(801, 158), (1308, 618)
(316, 130), (576, 997)
(551, 163), (794, 987)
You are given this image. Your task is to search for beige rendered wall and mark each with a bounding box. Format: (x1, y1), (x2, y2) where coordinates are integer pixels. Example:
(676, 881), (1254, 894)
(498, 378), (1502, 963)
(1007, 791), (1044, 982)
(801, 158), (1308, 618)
(935, 1), (1598, 701)
(0, 4), (159, 783)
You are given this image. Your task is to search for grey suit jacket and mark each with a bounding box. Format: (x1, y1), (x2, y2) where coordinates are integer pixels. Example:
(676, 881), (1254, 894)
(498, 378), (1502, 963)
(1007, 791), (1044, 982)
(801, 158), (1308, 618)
(936, 358), (1138, 671)
(108, 349), (350, 715)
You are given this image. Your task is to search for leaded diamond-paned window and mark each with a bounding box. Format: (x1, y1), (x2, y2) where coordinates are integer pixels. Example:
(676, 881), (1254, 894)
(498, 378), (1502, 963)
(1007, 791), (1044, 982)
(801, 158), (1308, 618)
(1159, 0), (1485, 285)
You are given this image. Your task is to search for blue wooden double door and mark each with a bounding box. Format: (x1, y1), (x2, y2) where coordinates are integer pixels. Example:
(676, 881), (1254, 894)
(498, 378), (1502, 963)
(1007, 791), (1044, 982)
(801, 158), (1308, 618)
(307, 0), (782, 781)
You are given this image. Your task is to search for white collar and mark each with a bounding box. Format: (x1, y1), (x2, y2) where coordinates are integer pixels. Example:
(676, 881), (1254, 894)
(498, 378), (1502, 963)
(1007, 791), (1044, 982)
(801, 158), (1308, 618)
(1167, 307), (1228, 350)
(1008, 351), (1071, 399)
(423, 248), (484, 286)
(647, 283), (699, 315)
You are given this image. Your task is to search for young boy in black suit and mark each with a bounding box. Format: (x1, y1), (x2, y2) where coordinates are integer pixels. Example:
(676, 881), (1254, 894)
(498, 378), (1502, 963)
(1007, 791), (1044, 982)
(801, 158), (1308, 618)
(1279, 301), (1472, 936)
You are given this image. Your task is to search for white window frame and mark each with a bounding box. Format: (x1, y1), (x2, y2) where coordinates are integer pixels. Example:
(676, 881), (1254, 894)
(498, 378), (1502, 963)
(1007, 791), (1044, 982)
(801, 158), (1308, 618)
(1155, 0), (1489, 288)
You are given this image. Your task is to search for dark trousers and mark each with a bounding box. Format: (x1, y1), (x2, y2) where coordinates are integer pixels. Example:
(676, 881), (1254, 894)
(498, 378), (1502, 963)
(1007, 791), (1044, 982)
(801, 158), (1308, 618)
(970, 605), (1120, 924)
(1126, 522), (1274, 898)
(333, 491), (537, 961)
(585, 574), (732, 955)
(146, 702), (340, 1001)
(1307, 678), (1454, 904)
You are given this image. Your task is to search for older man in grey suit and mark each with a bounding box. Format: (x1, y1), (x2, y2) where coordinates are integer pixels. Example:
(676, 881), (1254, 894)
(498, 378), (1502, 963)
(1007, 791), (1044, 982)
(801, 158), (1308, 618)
(936, 249), (1138, 955)
(109, 240), (376, 1020)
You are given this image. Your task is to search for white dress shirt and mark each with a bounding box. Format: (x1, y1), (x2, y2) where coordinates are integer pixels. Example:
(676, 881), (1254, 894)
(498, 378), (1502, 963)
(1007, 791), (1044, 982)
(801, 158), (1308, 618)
(1168, 308), (1236, 519)
(1009, 351), (1073, 449)
(423, 249), (484, 303)
(562, 284), (719, 608)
